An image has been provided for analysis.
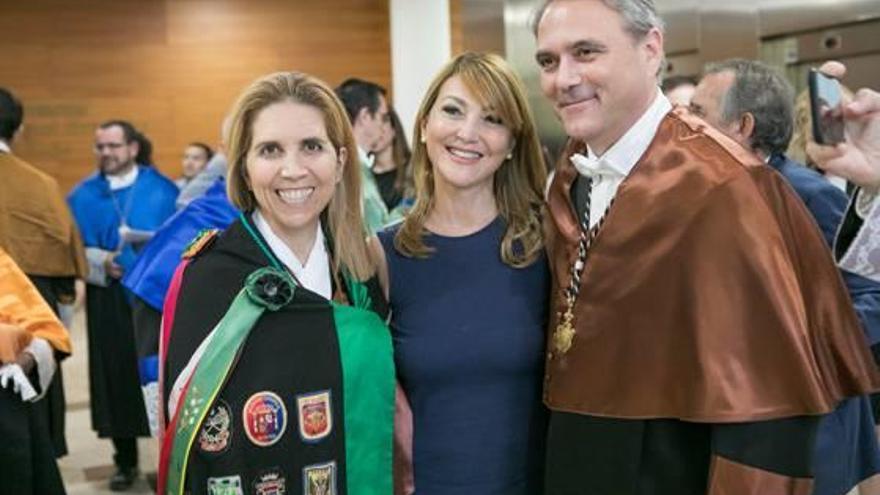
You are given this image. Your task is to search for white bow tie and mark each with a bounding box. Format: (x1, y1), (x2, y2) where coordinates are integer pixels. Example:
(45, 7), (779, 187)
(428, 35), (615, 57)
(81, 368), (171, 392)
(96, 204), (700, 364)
(570, 153), (619, 179)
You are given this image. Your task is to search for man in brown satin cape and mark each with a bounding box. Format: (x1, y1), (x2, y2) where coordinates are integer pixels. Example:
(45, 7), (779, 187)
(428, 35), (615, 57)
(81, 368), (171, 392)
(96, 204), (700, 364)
(533, 1), (880, 494)
(0, 87), (86, 462)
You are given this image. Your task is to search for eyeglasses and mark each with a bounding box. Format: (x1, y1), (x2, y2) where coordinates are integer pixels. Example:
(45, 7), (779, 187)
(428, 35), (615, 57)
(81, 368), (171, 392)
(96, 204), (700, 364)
(94, 142), (127, 153)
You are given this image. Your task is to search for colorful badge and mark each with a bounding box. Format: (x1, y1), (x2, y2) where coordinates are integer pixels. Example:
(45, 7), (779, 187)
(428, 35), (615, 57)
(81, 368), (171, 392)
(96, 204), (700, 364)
(296, 390), (333, 443)
(303, 461), (336, 495)
(207, 475), (243, 495)
(243, 391), (287, 447)
(198, 399), (232, 453)
(253, 467), (286, 495)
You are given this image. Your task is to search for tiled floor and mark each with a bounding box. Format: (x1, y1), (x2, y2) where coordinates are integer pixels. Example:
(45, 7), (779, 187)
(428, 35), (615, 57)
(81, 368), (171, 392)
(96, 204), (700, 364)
(57, 306), (156, 495)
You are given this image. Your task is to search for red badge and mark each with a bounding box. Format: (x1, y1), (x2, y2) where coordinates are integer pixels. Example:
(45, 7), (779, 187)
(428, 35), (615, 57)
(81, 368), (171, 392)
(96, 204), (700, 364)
(296, 390), (332, 443)
(243, 391), (287, 447)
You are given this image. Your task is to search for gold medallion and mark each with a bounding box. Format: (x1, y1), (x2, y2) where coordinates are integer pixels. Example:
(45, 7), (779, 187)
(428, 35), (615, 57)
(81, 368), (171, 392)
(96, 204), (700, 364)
(553, 308), (576, 356)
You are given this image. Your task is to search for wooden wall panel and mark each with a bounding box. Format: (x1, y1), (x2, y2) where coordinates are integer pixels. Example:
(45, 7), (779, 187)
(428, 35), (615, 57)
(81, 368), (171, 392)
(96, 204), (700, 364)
(0, 0), (391, 193)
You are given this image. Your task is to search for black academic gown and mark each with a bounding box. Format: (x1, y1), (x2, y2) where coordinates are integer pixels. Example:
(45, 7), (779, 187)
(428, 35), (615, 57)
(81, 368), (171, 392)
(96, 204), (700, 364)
(85, 281), (150, 438)
(163, 219), (390, 495)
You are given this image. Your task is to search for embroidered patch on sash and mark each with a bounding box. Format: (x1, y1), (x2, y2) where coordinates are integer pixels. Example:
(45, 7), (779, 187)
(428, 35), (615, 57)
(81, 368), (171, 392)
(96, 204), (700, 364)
(243, 391), (287, 447)
(303, 461), (336, 495)
(253, 467), (287, 495)
(182, 228), (220, 259)
(296, 390), (333, 443)
(198, 399), (232, 453)
(207, 475), (243, 495)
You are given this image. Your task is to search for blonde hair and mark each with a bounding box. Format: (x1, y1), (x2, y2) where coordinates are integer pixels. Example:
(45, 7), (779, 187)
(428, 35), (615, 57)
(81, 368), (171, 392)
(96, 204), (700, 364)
(226, 71), (373, 280)
(395, 52), (546, 268)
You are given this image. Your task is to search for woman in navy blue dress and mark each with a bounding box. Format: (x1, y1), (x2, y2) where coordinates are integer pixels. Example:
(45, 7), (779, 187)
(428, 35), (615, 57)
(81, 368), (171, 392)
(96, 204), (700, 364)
(373, 52), (549, 495)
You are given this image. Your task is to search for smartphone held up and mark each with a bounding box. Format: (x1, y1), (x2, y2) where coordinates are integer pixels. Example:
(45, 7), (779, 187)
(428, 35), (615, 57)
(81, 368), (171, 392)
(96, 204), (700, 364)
(809, 69), (845, 145)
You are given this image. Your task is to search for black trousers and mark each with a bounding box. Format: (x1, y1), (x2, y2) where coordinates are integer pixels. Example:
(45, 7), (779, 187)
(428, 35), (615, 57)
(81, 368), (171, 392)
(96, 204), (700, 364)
(111, 437), (138, 469)
(0, 384), (65, 495)
(545, 411), (820, 495)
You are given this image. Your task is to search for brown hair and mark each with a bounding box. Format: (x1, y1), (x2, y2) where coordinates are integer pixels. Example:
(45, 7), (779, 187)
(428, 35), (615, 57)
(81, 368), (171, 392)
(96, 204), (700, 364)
(226, 71), (373, 280)
(395, 52), (546, 268)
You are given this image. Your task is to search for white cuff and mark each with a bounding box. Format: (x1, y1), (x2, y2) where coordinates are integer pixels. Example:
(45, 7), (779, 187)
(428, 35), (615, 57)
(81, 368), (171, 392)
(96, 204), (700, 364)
(23, 337), (56, 401)
(85, 247), (112, 286)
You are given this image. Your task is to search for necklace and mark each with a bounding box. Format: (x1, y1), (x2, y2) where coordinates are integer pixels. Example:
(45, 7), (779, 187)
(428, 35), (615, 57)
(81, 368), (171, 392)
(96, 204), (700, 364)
(551, 177), (614, 358)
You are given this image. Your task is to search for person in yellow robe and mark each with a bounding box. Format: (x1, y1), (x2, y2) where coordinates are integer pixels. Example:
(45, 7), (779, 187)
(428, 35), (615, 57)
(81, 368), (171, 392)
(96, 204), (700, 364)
(0, 246), (71, 495)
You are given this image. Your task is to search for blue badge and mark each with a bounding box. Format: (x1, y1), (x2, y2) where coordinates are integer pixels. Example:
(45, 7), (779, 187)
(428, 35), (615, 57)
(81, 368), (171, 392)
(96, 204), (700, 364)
(243, 391), (287, 447)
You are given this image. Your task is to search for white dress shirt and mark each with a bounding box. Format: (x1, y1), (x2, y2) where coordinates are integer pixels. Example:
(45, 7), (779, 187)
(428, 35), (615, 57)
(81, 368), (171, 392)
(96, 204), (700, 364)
(253, 210), (333, 300)
(571, 88), (672, 228)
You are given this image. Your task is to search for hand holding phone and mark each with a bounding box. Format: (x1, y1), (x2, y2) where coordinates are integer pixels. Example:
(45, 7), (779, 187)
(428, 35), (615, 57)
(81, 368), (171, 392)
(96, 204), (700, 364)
(806, 62), (880, 189)
(809, 69), (845, 145)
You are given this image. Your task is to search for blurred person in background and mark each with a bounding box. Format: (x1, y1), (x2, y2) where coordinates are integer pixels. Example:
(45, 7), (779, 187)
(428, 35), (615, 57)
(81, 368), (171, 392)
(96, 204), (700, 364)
(336, 78), (395, 233)
(177, 117), (231, 209)
(133, 130), (154, 168)
(371, 106), (413, 212)
(691, 58), (880, 495)
(0, 247), (72, 495)
(808, 62), (880, 300)
(175, 142), (213, 189)
(0, 86), (87, 464)
(661, 74), (697, 107)
(68, 119), (178, 491)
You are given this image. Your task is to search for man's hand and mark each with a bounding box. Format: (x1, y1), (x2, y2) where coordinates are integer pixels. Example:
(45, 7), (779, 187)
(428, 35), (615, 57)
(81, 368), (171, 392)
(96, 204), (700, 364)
(103, 252), (123, 279)
(0, 323), (33, 364)
(807, 61), (880, 189)
(16, 351), (35, 374)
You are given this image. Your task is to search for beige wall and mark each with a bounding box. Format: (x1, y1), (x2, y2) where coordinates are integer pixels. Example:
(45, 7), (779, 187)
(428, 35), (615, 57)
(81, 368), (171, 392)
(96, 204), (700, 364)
(0, 0), (391, 193)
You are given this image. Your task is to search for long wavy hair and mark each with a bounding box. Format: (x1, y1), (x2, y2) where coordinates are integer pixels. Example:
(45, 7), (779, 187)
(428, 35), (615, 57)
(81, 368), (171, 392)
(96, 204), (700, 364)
(395, 52), (546, 268)
(226, 71), (372, 280)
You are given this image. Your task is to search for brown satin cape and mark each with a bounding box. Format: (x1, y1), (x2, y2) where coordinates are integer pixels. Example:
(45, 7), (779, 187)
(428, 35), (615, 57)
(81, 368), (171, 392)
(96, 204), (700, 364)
(0, 247), (71, 356)
(544, 108), (880, 422)
(0, 152), (87, 278)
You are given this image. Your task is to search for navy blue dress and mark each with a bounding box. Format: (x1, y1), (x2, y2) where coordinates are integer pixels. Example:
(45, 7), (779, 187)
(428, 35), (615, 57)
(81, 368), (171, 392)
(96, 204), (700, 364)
(378, 218), (549, 495)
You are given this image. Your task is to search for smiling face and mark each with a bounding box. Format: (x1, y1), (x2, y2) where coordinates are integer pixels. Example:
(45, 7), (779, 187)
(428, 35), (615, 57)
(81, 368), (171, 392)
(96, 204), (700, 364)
(421, 75), (514, 194)
(246, 100), (345, 240)
(535, 0), (663, 154)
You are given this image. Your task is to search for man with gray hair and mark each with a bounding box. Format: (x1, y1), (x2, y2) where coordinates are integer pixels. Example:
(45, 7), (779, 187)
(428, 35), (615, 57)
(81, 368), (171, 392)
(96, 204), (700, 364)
(692, 59), (880, 495)
(534, 1), (880, 493)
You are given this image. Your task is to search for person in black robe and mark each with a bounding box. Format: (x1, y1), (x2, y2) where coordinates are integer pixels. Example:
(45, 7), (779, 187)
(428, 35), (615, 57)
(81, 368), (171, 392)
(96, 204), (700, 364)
(158, 71), (395, 495)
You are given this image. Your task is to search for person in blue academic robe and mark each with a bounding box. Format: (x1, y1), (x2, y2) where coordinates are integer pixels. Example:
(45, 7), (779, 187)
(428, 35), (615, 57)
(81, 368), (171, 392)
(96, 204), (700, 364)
(122, 177), (237, 434)
(67, 120), (179, 490)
